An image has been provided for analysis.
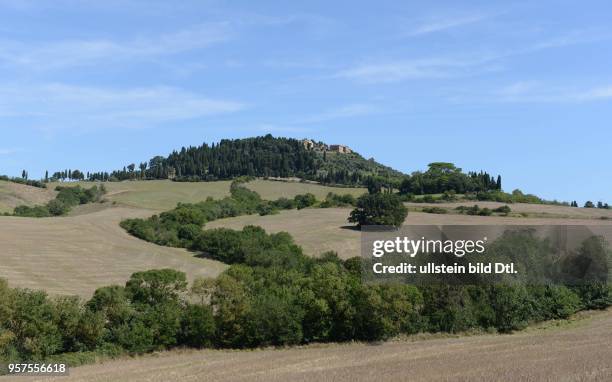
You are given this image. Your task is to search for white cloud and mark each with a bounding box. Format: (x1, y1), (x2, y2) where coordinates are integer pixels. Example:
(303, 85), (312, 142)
(0, 23), (232, 70)
(406, 13), (490, 36)
(295, 103), (379, 124)
(337, 28), (611, 84)
(0, 148), (20, 155)
(335, 58), (486, 83)
(0, 83), (244, 129)
(493, 82), (612, 103)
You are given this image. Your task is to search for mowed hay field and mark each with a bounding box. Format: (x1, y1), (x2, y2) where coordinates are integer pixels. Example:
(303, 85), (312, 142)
(22, 309), (612, 382)
(0, 180), (363, 296)
(407, 200), (612, 220)
(0, 180), (56, 214)
(0, 206), (226, 297)
(51, 180), (366, 211)
(208, 206), (612, 259)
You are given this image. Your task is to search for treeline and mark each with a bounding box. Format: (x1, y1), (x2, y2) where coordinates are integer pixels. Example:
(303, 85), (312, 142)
(120, 179), (347, 247)
(0, 175), (46, 189)
(399, 162), (501, 195)
(11, 185), (106, 217)
(3, 228), (610, 365)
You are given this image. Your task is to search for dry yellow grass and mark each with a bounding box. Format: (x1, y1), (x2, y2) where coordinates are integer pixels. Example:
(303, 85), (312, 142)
(208, 207), (612, 259)
(20, 309), (612, 382)
(0, 180), (56, 213)
(407, 200), (612, 219)
(246, 179), (366, 200)
(46, 179), (365, 212)
(0, 206), (226, 297)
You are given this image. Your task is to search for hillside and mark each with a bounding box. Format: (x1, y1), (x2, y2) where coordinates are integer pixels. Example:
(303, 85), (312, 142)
(0, 180), (56, 214)
(32, 309), (612, 382)
(0, 206), (226, 297)
(84, 135), (405, 186)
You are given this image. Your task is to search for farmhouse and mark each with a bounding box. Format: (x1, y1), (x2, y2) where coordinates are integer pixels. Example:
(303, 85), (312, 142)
(329, 144), (353, 154)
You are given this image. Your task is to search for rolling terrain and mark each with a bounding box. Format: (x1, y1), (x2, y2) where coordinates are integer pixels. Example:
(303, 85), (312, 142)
(208, 206), (612, 259)
(18, 308), (612, 382)
(0, 180), (56, 214)
(0, 180), (365, 295)
(1, 178), (611, 380)
(0, 205), (226, 297)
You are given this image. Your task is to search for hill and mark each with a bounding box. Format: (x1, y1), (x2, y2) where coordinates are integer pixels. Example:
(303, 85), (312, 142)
(0, 180), (56, 214)
(84, 135), (405, 186)
(0, 206), (226, 297)
(39, 309), (612, 381)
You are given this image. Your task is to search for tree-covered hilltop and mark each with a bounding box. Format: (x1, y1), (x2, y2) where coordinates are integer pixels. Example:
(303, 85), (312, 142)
(87, 135), (405, 186)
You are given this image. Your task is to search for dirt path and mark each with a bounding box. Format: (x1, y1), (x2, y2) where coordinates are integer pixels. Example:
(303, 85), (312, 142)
(18, 309), (612, 382)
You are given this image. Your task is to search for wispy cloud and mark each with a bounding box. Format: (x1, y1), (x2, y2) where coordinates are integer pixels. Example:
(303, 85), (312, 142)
(0, 22), (232, 70)
(492, 82), (612, 103)
(406, 13), (490, 36)
(0, 83), (244, 129)
(294, 103), (380, 124)
(0, 148), (21, 155)
(337, 28), (611, 84)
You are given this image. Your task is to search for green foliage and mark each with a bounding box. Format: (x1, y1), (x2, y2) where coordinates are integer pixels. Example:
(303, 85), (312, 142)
(319, 192), (356, 208)
(13, 185), (106, 218)
(422, 206), (447, 214)
(348, 193), (408, 228)
(294, 193), (317, 209)
(0, 227), (610, 363)
(399, 163), (501, 195)
(0, 175), (47, 188)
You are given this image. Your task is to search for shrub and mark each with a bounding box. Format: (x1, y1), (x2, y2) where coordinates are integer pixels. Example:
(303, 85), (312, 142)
(348, 193), (408, 228)
(422, 207), (447, 214)
(294, 193), (317, 209)
(493, 205), (512, 215)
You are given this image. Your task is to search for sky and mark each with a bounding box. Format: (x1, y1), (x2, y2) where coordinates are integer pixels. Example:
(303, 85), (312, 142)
(0, 0), (610, 204)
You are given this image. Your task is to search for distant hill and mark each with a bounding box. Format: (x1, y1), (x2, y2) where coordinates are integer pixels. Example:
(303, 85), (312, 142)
(90, 135), (405, 186)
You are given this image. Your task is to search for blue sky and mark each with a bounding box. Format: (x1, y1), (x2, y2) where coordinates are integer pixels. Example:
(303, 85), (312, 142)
(0, 0), (610, 203)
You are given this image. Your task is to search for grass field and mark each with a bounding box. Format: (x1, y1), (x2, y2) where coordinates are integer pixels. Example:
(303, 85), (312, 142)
(0, 180), (56, 214)
(45, 179), (366, 211)
(208, 206), (612, 259)
(406, 200), (612, 220)
(246, 179), (366, 200)
(0, 206), (226, 297)
(21, 309), (612, 381)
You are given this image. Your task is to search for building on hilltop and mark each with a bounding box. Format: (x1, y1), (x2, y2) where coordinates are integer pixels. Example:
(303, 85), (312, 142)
(302, 139), (315, 150)
(329, 144), (353, 154)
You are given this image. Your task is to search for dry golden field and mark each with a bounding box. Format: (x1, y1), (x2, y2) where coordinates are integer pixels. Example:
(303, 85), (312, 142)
(0, 206), (226, 297)
(0, 180), (56, 213)
(2, 180), (612, 381)
(208, 207), (612, 259)
(44, 179), (366, 211)
(18, 309), (612, 382)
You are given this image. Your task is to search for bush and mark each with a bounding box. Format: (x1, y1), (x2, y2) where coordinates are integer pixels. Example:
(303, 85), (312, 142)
(294, 193), (317, 209)
(422, 207), (447, 214)
(319, 193), (356, 208)
(348, 193), (408, 228)
(180, 304), (215, 348)
(493, 205), (512, 215)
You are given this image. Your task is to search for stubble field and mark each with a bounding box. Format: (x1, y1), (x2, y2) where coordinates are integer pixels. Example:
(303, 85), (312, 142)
(17, 309), (612, 382)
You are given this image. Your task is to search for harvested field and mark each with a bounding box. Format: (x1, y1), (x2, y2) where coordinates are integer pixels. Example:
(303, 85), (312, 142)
(246, 179), (366, 200)
(208, 208), (612, 259)
(0, 206), (226, 297)
(0, 180), (56, 214)
(20, 309), (612, 382)
(407, 201), (612, 220)
(46, 180), (365, 212)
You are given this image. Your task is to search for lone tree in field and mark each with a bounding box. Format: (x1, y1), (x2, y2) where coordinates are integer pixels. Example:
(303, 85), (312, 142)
(348, 193), (408, 228)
